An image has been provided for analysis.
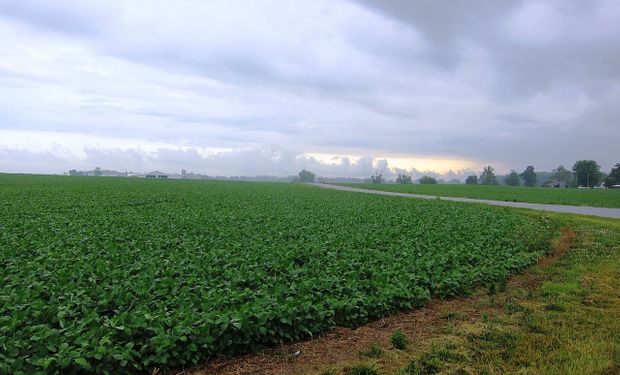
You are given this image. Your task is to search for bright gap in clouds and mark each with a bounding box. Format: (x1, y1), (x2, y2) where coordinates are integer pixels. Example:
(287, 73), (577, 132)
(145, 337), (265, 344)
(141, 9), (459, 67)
(303, 153), (483, 174)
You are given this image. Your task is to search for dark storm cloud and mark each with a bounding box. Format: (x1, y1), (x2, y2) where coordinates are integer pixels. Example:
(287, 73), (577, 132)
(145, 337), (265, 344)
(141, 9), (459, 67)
(355, 1), (620, 94)
(0, 0), (111, 36)
(353, 0), (517, 68)
(0, 0), (618, 175)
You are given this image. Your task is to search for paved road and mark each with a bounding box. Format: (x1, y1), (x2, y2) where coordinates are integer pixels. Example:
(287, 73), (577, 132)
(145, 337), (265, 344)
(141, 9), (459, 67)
(309, 183), (620, 219)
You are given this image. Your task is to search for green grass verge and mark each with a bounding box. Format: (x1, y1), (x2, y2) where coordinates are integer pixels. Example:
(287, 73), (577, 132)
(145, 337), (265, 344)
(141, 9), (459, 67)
(339, 183), (620, 208)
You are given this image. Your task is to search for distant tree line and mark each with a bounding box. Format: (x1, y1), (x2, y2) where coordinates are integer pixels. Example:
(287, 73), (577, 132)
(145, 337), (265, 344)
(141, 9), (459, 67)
(296, 160), (619, 188)
(292, 169), (316, 183)
(418, 176), (437, 184)
(462, 160), (619, 188)
(68, 167), (124, 177)
(396, 174), (412, 184)
(606, 163), (620, 187)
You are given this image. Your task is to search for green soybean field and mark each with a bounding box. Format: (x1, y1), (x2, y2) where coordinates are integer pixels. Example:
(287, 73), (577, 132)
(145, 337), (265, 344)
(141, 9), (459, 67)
(0, 174), (551, 374)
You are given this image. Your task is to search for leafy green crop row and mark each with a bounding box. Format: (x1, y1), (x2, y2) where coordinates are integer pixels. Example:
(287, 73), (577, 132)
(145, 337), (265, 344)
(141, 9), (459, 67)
(341, 183), (620, 208)
(0, 175), (550, 374)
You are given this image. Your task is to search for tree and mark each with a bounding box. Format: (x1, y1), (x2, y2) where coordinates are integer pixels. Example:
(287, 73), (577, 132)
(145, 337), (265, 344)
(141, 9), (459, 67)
(297, 169), (315, 183)
(94, 167), (102, 177)
(371, 173), (384, 184)
(505, 170), (520, 186)
(604, 163), (620, 187)
(465, 175), (478, 185)
(572, 160), (601, 187)
(396, 174), (412, 184)
(520, 165), (537, 187)
(418, 176), (437, 184)
(479, 166), (498, 185)
(550, 165), (573, 185)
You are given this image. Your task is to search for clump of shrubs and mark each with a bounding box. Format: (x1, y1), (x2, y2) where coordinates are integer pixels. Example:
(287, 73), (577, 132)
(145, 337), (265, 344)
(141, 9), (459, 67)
(359, 343), (384, 358)
(390, 329), (410, 350)
(347, 363), (380, 375)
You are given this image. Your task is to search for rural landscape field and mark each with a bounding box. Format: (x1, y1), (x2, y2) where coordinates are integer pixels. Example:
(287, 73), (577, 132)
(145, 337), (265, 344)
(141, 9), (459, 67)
(0, 174), (554, 373)
(340, 184), (620, 209)
(2, 1), (620, 374)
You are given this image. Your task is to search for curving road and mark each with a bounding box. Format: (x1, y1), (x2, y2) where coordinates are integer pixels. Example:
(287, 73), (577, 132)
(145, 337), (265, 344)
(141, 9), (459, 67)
(308, 183), (620, 219)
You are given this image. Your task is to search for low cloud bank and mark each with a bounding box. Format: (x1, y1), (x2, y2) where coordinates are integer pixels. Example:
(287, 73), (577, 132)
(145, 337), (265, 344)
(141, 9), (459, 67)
(0, 145), (478, 181)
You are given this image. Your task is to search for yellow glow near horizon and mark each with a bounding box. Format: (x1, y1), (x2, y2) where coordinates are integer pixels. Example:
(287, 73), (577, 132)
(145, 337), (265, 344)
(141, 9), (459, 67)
(383, 157), (480, 172)
(302, 153), (482, 173)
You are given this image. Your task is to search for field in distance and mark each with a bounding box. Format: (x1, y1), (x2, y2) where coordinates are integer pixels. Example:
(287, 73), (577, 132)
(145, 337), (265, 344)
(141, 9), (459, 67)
(338, 183), (620, 208)
(0, 174), (551, 374)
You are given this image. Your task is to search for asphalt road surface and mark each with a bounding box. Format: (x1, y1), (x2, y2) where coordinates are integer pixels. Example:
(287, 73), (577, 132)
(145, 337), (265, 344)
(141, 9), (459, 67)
(309, 183), (620, 220)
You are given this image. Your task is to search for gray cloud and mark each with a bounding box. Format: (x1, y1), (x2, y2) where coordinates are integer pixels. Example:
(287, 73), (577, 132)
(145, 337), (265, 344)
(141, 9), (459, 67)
(0, 0), (113, 36)
(0, 0), (618, 175)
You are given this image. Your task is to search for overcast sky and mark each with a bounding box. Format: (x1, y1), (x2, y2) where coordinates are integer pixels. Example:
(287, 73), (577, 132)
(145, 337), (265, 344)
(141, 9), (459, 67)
(0, 0), (618, 178)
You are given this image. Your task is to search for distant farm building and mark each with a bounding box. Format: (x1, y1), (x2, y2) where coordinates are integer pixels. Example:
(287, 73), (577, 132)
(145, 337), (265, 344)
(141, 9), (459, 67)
(542, 179), (568, 188)
(146, 171), (168, 179)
